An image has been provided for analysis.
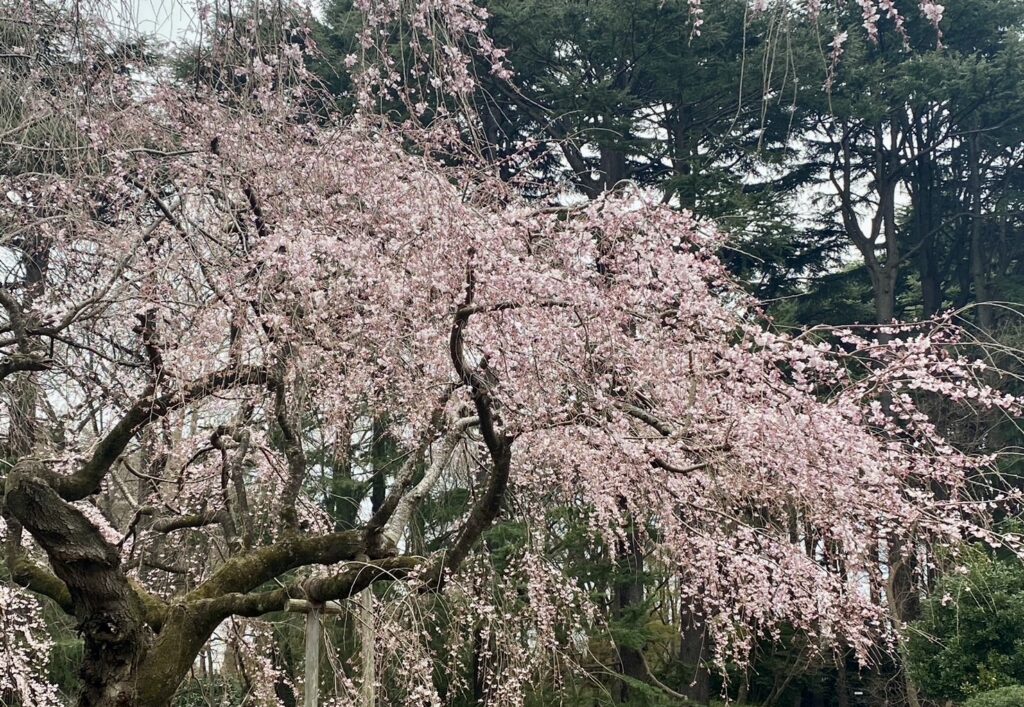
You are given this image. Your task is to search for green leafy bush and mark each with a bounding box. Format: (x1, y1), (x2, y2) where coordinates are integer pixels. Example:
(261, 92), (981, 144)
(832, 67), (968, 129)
(963, 685), (1024, 707)
(909, 552), (1024, 701)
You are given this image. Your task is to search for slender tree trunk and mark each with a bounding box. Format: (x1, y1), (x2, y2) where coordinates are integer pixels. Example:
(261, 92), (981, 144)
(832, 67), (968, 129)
(912, 126), (941, 318)
(679, 602), (710, 705)
(836, 653), (850, 707)
(737, 673), (749, 704)
(887, 540), (921, 707)
(613, 516), (646, 703)
(969, 133), (994, 331)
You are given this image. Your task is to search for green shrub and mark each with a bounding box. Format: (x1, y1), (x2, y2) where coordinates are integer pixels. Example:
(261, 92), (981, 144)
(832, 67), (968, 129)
(963, 685), (1024, 707)
(908, 552), (1024, 701)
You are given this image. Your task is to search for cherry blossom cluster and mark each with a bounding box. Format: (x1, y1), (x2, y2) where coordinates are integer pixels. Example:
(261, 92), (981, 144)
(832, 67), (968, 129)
(0, 586), (62, 706)
(0, 0), (1010, 702)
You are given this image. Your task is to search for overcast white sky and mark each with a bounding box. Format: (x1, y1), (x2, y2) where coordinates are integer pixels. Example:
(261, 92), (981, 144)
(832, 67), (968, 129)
(106, 0), (323, 45)
(103, 0), (199, 44)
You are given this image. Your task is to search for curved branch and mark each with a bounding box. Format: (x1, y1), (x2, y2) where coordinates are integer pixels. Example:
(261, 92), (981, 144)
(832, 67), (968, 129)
(365, 385), (458, 537)
(56, 364), (272, 501)
(382, 416), (478, 545)
(440, 251), (514, 576)
(188, 528), (382, 601)
(8, 551), (73, 613)
(5, 469), (153, 695)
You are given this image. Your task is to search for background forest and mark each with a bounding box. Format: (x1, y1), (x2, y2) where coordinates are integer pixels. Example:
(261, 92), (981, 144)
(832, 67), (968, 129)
(4, 0), (1024, 705)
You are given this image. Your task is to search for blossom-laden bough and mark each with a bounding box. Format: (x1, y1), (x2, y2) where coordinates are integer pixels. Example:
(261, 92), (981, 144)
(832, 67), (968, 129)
(0, 0), (1020, 705)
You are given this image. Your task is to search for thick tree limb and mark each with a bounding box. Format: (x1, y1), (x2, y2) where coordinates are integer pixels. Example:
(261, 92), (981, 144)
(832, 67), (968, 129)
(0, 351), (51, 380)
(199, 556), (423, 619)
(8, 551), (73, 613)
(188, 528), (385, 600)
(5, 470), (153, 704)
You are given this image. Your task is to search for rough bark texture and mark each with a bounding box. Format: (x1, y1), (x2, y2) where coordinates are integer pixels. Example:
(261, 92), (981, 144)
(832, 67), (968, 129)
(6, 470), (151, 707)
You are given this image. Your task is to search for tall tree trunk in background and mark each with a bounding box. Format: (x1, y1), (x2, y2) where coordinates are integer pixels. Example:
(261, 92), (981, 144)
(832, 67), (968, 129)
(836, 652), (851, 707)
(913, 145), (942, 317)
(887, 540), (922, 707)
(679, 601), (710, 705)
(471, 623), (491, 704)
(969, 133), (995, 331)
(359, 420), (394, 706)
(370, 419), (389, 515)
(737, 673), (750, 704)
(669, 110), (697, 210)
(873, 169), (902, 328)
(871, 267), (899, 328)
(329, 425), (357, 530)
(833, 121), (902, 331)
(600, 144), (628, 193)
(613, 514), (646, 703)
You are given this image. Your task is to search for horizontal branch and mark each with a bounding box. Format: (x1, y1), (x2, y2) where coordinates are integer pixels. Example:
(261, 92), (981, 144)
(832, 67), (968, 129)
(617, 403), (674, 437)
(197, 556), (422, 619)
(188, 528), (386, 601)
(0, 351), (51, 380)
(651, 457), (708, 475)
(455, 298), (569, 318)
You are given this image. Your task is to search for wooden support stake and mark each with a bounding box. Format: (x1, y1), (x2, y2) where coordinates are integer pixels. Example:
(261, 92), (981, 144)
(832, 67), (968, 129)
(304, 606), (322, 707)
(286, 600), (340, 707)
(285, 596), (369, 706)
(360, 588), (375, 707)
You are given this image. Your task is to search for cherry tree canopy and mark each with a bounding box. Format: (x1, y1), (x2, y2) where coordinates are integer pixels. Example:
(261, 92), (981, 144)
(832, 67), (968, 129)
(0, 0), (1019, 705)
